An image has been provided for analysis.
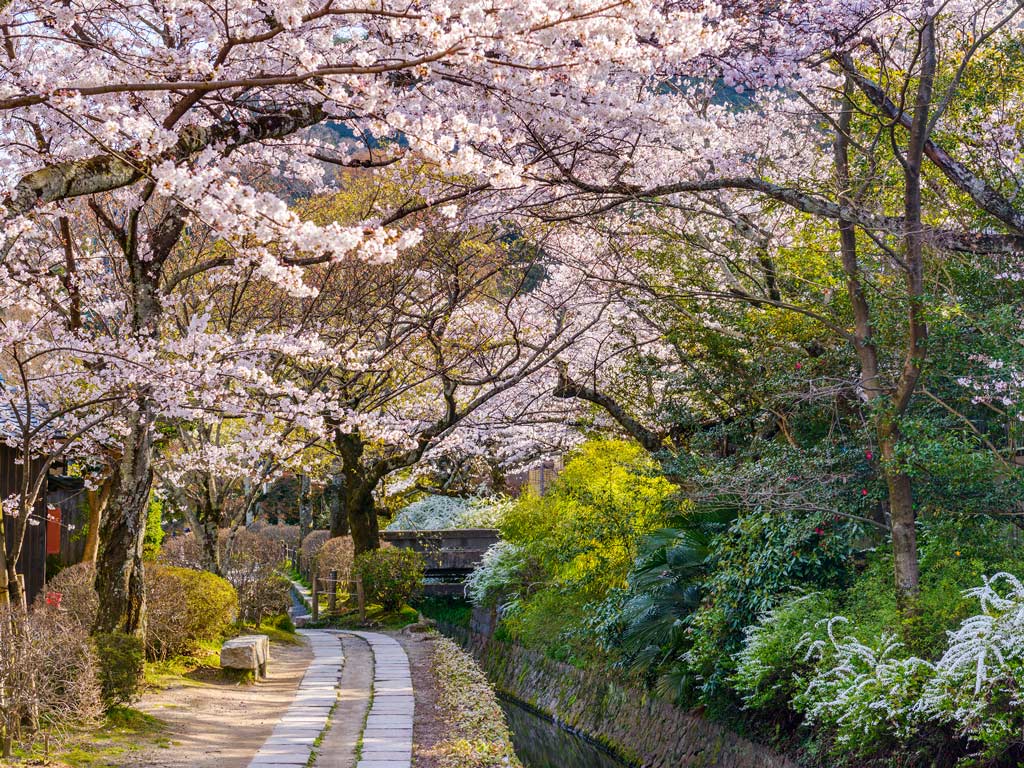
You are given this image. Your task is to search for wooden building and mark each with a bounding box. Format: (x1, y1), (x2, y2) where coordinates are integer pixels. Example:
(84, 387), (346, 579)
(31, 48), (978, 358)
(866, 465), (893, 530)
(0, 443), (48, 605)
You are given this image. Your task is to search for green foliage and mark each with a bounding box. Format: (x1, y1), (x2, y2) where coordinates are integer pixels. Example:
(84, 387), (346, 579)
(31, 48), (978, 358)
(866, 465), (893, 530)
(93, 633), (145, 708)
(143, 494), (164, 561)
(416, 596), (473, 628)
(144, 565), (238, 659)
(731, 592), (838, 713)
(352, 548), (424, 610)
(489, 440), (673, 662)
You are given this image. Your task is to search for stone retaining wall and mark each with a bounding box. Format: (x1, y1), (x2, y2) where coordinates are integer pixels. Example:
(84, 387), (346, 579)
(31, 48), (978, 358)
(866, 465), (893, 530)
(438, 623), (798, 768)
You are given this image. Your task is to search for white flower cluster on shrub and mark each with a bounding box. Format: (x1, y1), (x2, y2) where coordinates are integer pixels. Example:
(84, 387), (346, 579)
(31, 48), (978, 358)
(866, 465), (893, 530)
(465, 541), (526, 609)
(386, 494), (512, 531)
(734, 574), (1024, 760)
(430, 635), (522, 768)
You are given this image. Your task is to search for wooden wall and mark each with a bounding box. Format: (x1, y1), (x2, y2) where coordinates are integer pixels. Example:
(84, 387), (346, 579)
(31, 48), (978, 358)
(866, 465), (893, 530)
(46, 475), (87, 566)
(0, 444), (47, 605)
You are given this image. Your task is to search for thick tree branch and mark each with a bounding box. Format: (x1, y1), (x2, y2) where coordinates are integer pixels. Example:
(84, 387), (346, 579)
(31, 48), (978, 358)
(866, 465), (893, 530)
(552, 362), (664, 453)
(5, 104), (328, 217)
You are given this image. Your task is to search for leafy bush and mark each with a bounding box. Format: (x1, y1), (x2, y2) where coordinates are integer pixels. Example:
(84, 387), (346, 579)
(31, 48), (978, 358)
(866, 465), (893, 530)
(0, 605), (104, 752)
(40, 561), (99, 629)
(491, 440), (673, 662)
(93, 632), (145, 707)
(144, 565), (237, 659)
(353, 548), (424, 610)
(143, 493), (165, 561)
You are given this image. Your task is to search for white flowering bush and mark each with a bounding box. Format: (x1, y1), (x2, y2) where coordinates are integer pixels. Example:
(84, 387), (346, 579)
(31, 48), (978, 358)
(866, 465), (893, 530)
(465, 541), (527, 610)
(387, 495), (512, 531)
(795, 618), (934, 753)
(919, 573), (1024, 757)
(732, 592), (836, 712)
(744, 574), (1024, 762)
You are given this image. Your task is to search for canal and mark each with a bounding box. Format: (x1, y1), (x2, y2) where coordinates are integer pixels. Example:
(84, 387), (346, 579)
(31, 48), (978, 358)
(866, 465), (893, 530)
(501, 698), (634, 768)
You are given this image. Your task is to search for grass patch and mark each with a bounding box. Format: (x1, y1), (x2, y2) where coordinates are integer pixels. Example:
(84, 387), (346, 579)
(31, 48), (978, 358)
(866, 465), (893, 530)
(415, 596), (472, 628)
(9, 707), (169, 767)
(308, 603), (419, 630)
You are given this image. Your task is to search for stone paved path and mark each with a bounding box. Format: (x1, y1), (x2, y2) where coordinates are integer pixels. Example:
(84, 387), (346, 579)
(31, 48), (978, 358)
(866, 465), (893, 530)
(248, 630), (343, 768)
(313, 634), (373, 768)
(347, 632), (414, 768)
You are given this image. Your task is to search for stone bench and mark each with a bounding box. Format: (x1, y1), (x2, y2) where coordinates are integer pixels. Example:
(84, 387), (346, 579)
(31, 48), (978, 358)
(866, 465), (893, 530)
(220, 634), (270, 678)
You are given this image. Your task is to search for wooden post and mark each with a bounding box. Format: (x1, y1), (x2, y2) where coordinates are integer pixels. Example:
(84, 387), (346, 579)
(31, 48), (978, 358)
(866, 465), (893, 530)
(311, 568), (319, 622)
(356, 574), (365, 624)
(328, 570), (337, 614)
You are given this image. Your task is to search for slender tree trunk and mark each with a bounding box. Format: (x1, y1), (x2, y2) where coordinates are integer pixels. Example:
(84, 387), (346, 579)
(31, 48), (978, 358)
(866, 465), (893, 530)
(93, 202), (185, 637)
(198, 519), (222, 576)
(83, 479), (111, 564)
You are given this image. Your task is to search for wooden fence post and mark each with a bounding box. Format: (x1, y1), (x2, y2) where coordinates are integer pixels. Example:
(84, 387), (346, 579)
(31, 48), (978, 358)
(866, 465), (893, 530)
(328, 570), (337, 614)
(356, 574), (365, 624)
(311, 568), (319, 622)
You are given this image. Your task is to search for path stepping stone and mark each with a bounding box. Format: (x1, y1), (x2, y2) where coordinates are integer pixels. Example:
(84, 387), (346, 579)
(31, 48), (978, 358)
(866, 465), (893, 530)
(247, 630), (343, 768)
(345, 632), (415, 768)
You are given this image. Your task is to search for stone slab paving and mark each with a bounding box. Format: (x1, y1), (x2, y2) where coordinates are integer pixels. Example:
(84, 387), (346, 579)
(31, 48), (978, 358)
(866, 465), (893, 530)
(346, 632), (414, 768)
(248, 630), (343, 768)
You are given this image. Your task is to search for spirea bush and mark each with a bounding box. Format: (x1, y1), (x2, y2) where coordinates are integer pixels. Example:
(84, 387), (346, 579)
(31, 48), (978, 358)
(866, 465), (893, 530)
(465, 541), (526, 609)
(386, 495), (512, 531)
(352, 548), (424, 610)
(795, 617), (934, 753)
(736, 573), (1024, 763)
(731, 591), (836, 713)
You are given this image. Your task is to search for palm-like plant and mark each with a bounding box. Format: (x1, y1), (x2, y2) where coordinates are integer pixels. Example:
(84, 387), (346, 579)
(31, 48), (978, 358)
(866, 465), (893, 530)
(612, 506), (738, 702)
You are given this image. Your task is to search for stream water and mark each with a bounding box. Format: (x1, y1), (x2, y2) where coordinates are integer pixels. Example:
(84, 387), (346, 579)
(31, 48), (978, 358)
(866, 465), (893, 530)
(500, 698), (633, 768)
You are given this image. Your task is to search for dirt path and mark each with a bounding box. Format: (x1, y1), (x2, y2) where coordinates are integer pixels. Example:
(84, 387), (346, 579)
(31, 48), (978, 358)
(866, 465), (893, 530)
(396, 631), (446, 768)
(129, 640), (313, 768)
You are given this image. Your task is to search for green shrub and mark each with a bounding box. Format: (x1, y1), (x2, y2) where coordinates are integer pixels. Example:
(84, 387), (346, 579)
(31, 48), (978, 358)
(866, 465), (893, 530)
(272, 613), (296, 633)
(353, 548), (424, 611)
(93, 632), (145, 707)
(143, 493), (164, 561)
(731, 591), (837, 712)
(145, 565), (237, 659)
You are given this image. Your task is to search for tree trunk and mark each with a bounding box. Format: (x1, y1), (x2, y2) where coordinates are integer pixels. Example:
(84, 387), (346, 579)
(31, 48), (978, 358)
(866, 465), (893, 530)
(198, 520), (222, 577)
(93, 411), (154, 636)
(329, 475), (349, 538)
(346, 480), (379, 555)
(83, 479), (111, 564)
(92, 202), (185, 638)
